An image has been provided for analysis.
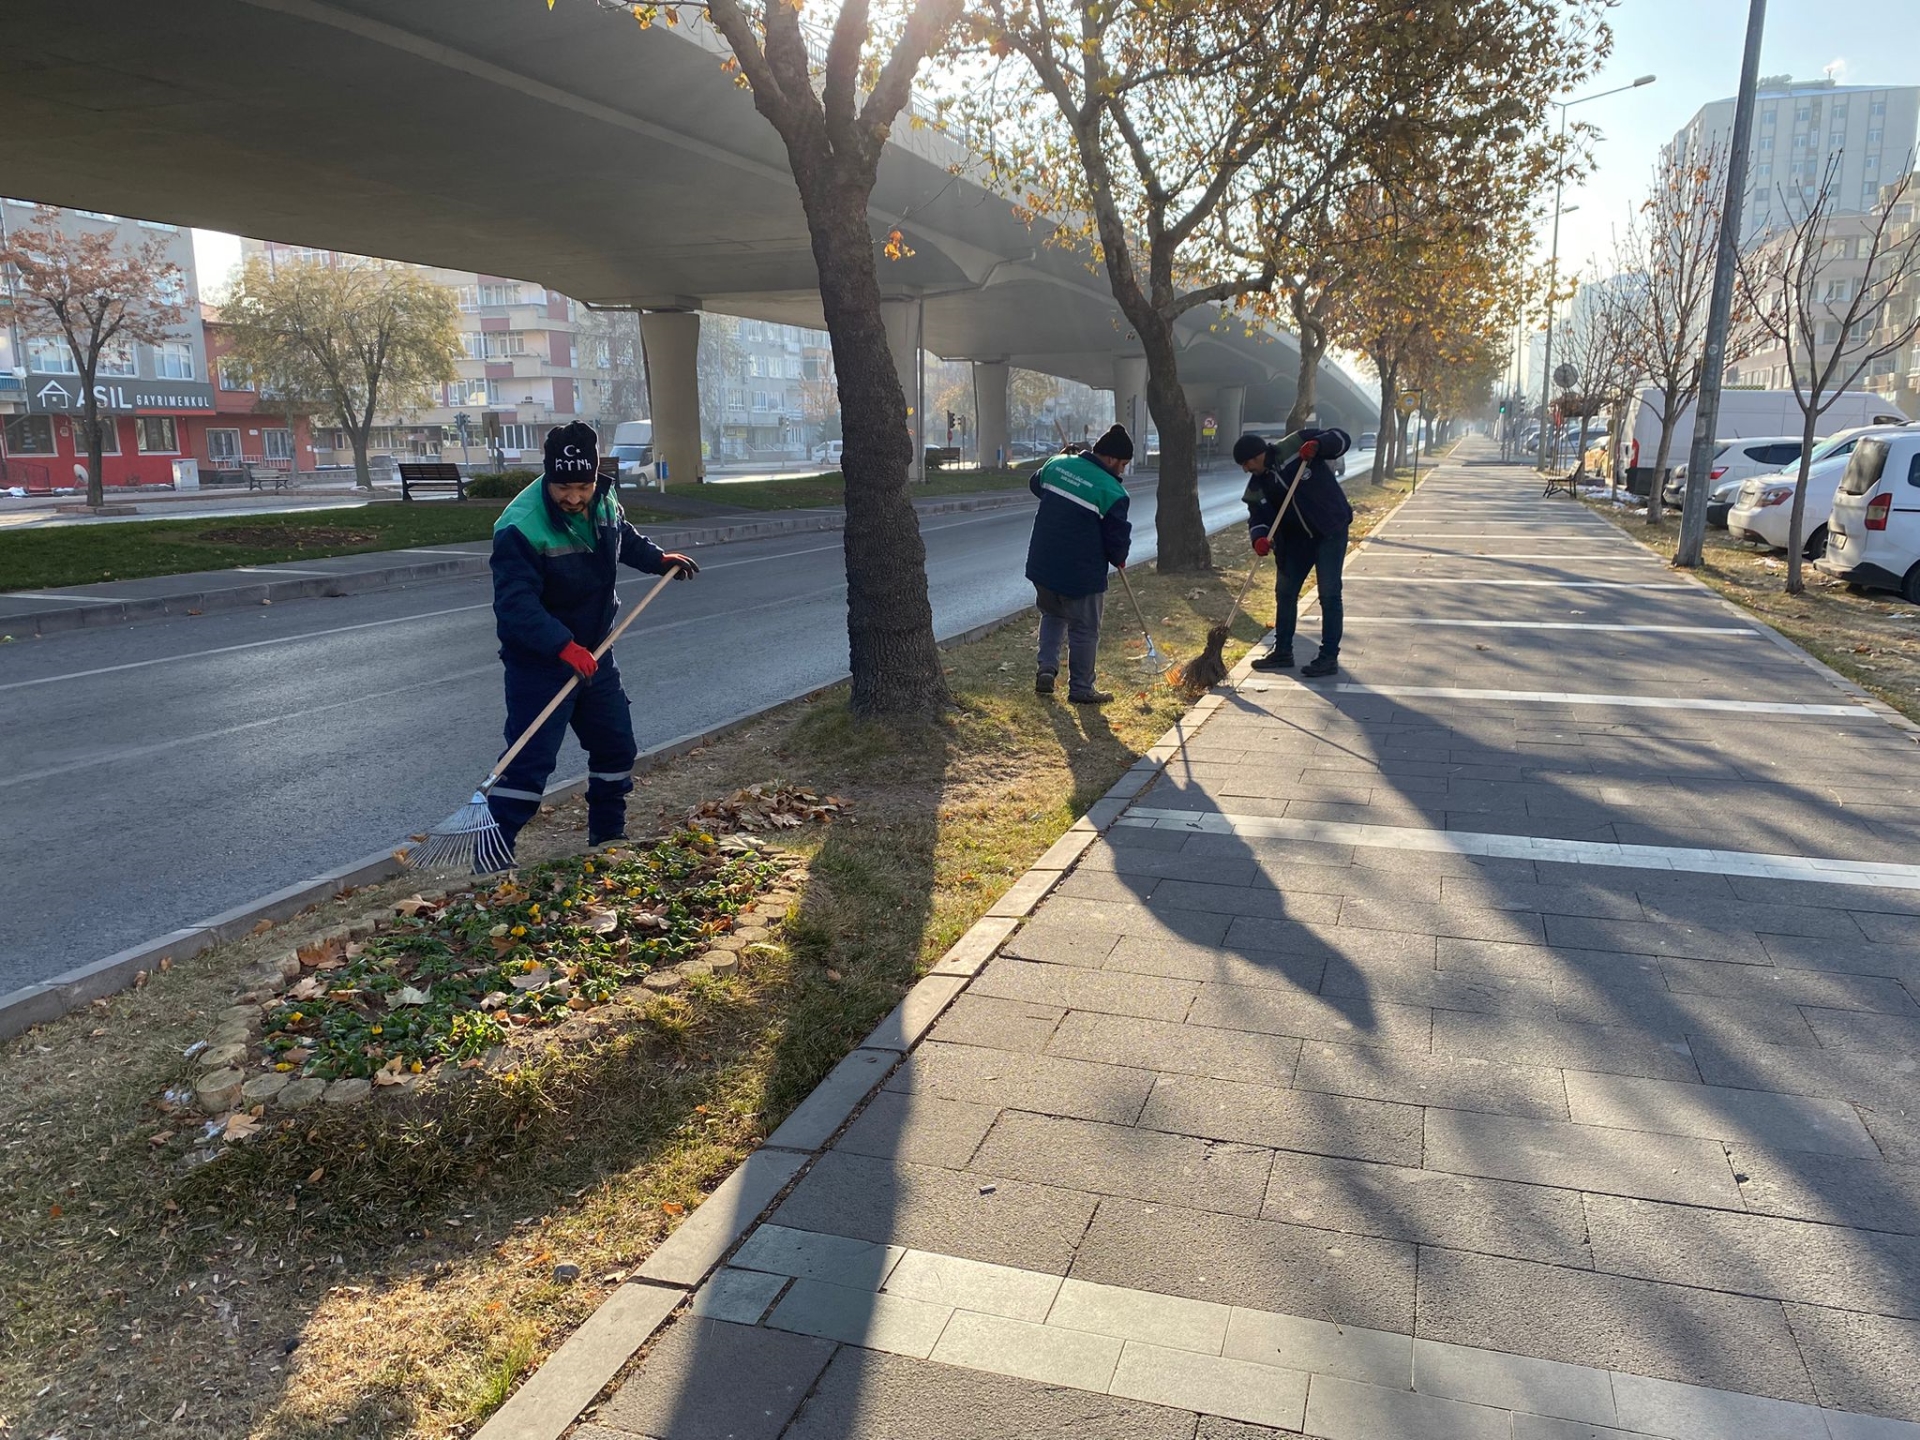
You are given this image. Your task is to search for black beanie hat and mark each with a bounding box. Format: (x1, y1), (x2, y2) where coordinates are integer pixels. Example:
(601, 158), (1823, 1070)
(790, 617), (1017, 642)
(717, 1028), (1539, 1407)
(1091, 424), (1135, 461)
(1232, 433), (1268, 465)
(543, 422), (599, 482)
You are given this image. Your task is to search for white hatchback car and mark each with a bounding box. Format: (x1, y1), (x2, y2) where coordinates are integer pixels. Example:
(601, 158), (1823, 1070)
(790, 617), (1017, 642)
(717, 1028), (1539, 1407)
(1663, 436), (1807, 511)
(1726, 427), (1909, 557)
(1818, 431), (1920, 602)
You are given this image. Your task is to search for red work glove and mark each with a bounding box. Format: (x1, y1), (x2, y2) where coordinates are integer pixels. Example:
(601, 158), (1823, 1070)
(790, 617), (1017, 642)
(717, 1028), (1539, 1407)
(1114, 559), (1126, 570)
(1297, 438), (1320, 461)
(660, 552), (700, 578)
(558, 641), (598, 679)
(1252, 535), (1272, 558)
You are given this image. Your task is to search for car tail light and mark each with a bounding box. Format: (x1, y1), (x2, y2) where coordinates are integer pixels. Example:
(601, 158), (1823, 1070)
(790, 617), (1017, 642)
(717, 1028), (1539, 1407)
(1867, 494), (1893, 531)
(1709, 466), (1728, 480)
(1757, 488), (1793, 507)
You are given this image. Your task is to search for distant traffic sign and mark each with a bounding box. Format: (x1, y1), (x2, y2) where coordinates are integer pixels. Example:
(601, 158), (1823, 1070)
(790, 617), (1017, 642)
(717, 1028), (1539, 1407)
(1396, 391), (1422, 415)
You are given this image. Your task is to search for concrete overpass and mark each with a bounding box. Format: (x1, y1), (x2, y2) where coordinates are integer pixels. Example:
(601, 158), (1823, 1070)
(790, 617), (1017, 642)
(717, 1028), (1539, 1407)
(1, 0), (1377, 478)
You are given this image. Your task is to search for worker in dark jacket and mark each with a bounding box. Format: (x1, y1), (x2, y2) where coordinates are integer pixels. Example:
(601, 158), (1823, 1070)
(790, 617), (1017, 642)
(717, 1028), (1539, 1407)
(488, 422), (697, 857)
(1025, 424), (1134, 704)
(1236, 427), (1352, 678)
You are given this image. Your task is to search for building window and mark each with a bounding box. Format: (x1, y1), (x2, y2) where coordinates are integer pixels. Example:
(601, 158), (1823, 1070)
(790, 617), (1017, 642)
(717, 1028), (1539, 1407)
(135, 417), (179, 453)
(75, 416), (120, 454)
(454, 286), (479, 311)
(1873, 99), (1888, 116)
(26, 336), (76, 373)
(98, 342), (137, 377)
(496, 423), (539, 451)
(275, 245), (330, 266)
(207, 428), (241, 464)
(462, 333), (486, 359)
(4, 414), (56, 453)
(1759, 135), (1774, 151)
(483, 332), (527, 358)
(1793, 133), (1808, 149)
(71, 209), (117, 221)
(219, 363), (253, 392)
(1795, 105), (1811, 122)
(1869, 129), (1884, 146)
(153, 341), (195, 380)
(1762, 106), (1776, 126)
(484, 380), (503, 404)
(138, 218), (179, 232)
(263, 428), (293, 463)
(1831, 131), (1846, 149)
(478, 283), (522, 307)
(1756, 164), (1772, 180)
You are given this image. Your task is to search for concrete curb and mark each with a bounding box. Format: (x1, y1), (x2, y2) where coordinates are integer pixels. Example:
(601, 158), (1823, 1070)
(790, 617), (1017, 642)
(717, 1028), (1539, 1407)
(0, 605), (1039, 1043)
(0, 494), (1029, 640)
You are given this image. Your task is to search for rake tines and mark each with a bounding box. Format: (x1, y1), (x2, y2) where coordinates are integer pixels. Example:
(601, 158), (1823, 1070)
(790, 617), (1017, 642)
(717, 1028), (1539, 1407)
(406, 792), (517, 875)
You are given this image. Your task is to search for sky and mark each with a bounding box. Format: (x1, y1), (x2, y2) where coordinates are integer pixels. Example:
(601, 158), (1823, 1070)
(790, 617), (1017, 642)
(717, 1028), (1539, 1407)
(1542, 0), (1920, 277)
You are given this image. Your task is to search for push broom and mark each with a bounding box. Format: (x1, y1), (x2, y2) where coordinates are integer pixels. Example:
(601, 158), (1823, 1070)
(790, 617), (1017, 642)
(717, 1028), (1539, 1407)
(409, 569), (679, 874)
(1177, 459), (1308, 691)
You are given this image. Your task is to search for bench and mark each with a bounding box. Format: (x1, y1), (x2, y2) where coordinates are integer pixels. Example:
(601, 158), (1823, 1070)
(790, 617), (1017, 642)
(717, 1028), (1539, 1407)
(398, 461), (467, 501)
(1541, 467), (1582, 499)
(245, 464), (290, 492)
(924, 445), (962, 473)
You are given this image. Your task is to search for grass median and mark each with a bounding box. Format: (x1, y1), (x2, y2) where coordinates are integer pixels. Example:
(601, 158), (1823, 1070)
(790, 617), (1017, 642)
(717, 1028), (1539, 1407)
(0, 467), (1413, 1439)
(1582, 496), (1920, 725)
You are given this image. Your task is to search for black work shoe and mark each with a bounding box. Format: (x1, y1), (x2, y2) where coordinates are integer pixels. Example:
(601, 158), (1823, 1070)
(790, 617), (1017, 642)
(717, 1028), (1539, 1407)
(1300, 654), (1339, 679)
(1249, 649), (1295, 672)
(1069, 689), (1115, 705)
(589, 831), (628, 847)
(1035, 672), (1056, 696)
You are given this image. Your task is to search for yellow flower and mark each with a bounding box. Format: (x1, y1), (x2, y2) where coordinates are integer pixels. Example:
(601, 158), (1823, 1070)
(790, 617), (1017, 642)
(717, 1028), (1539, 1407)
(584, 862), (594, 873)
(370, 1025), (383, 1036)
(510, 925), (526, 938)
(287, 1011), (303, 1023)
(410, 1060), (424, 1073)
(522, 958), (539, 972)
(274, 1062), (292, 1073)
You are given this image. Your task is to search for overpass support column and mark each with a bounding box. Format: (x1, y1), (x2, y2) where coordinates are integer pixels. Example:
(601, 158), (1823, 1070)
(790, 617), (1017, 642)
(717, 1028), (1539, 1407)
(640, 310), (703, 485)
(973, 360), (1010, 469)
(1219, 385), (1247, 450)
(882, 298), (925, 482)
(1112, 355), (1149, 452)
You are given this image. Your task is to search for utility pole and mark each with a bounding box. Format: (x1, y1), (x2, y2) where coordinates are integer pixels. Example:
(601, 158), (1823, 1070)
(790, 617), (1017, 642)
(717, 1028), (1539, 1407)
(1676, 0), (1767, 569)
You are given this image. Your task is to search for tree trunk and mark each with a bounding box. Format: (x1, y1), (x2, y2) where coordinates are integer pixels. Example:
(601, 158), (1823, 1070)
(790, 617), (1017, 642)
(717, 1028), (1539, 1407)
(1371, 362), (1395, 485)
(1646, 400), (1678, 524)
(1287, 322), (1326, 433)
(801, 176), (951, 715)
(1138, 315), (1209, 573)
(80, 380), (104, 509)
(1396, 409), (1412, 474)
(1573, 411), (1592, 481)
(349, 421), (373, 491)
(1784, 402), (1823, 595)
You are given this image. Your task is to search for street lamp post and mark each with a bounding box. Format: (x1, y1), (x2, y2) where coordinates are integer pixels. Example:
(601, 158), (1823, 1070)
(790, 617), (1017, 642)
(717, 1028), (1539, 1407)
(1538, 74), (1657, 474)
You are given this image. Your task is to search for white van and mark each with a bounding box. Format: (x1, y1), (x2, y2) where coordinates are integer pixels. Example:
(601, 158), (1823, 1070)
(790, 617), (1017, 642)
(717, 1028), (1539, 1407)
(609, 419), (657, 486)
(1623, 389), (1907, 498)
(1818, 430), (1920, 601)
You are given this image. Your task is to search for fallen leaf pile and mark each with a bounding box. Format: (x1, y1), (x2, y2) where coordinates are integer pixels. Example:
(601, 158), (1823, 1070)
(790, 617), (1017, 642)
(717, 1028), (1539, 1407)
(685, 783), (847, 835)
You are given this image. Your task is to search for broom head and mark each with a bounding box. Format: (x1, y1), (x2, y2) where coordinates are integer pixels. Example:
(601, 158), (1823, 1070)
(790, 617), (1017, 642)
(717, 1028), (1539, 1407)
(1176, 625), (1232, 692)
(406, 791), (517, 875)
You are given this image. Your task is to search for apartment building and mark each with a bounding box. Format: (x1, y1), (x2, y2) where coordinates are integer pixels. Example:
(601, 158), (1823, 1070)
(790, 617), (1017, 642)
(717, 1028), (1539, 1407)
(706, 315), (836, 462)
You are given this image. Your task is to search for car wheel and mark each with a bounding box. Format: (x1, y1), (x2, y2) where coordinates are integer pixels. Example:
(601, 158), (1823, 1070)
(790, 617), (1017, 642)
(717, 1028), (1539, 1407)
(1803, 525), (1828, 561)
(1848, 582), (1871, 595)
(1904, 564), (1920, 607)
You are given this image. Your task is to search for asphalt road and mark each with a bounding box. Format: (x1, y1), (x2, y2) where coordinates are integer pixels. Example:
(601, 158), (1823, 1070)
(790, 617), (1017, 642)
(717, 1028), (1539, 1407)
(0, 464), (1284, 991)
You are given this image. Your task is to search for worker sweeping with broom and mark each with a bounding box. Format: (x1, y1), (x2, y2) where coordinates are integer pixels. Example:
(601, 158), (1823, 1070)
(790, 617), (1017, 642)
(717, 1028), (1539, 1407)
(1025, 425), (1134, 704)
(480, 422), (699, 863)
(1238, 427), (1352, 678)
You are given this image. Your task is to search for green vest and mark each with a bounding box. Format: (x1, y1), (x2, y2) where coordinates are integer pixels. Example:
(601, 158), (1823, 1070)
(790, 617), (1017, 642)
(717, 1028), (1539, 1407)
(1035, 453), (1127, 516)
(494, 478), (611, 555)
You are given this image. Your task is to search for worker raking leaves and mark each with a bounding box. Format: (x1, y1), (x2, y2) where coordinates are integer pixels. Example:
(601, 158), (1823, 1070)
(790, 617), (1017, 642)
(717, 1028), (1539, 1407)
(1238, 427), (1352, 679)
(484, 422), (699, 861)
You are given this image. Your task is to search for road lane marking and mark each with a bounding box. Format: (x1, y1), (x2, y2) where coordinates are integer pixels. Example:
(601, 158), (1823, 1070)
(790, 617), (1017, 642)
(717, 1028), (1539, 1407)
(1340, 618), (1758, 634)
(1327, 684), (1867, 716)
(1343, 579), (1691, 590)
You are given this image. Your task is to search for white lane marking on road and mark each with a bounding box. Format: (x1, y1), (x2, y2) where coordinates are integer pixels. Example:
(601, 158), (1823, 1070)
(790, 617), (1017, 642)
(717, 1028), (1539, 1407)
(1345, 578), (1691, 589)
(233, 567), (344, 577)
(1340, 618), (1758, 634)
(1328, 684), (1868, 716)
(1360, 553), (1652, 562)
(1123, 807), (1920, 889)
(2, 591), (121, 604)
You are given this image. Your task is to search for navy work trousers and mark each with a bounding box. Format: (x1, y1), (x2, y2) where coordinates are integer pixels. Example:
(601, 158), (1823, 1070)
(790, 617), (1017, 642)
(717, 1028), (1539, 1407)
(1034, 585), (1105, 698)
(486, 657), (637, 854)
(1274, 527), (1347, 661)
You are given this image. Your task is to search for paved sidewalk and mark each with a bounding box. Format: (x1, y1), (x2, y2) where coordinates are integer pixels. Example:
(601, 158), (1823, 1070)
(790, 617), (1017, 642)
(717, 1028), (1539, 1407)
(531, 438), (1920, 1439)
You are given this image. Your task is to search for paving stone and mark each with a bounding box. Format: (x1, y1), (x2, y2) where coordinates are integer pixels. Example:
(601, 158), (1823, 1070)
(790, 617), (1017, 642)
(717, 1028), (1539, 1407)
(1687, 1033), (1920, 1106)
(1070, 1197), (1416, 1331)
(1108, 1340), (1310, 1430)
(972, 1110), (1275, 1217)
(1803, 1009), (1920, 1054)
(1293, 1040), (1568, 1120)
(835, 1089), (998, 1169)
(1186, 983), (1432, 1050)
(1438, 876), (1646, 920)
(1609, 1371), (1835, 1440)
(765, 1276), (953, 1357)
(1758, 932), (1920, 983)
(1054, 867), (1163, 904)
(688, 1267), (787, 1324)
(1562, 1071), (1878, 1156)
(1423, 1109), (1741, 1208)
(1141, 1072), (1422, 1167)
(764, 1047), (896, 1153)
(881, 1248), (1062, 1322)
(884, 1040), (1154, 1125)
(1001, 924), (1120, 967)
(1222, 916), (1440, 967)
(1414, 1247), (1816, 1403)
(1079, 844), (1262, 886)
(1046, 1010), (1302, 1086)
(639, 1147), (808, 1287)
(969, 956), (1199, 1021)
(1028, 895), (1234, 945)
(1431, 1010), (1697, 1082)
(1540, 914), (1770, 964)
(1411, 1337), (1616, 1425)
(595, 1317), (835, 1440)
(770, 1152), (1097, 1275)
(1508, 1419), (1647, 1440)
(930, 1309), (1123, 1390)
(1339, 897), (1546, 945)
(1584, 1193), (1920, 1319)
(1659, 956), (1920, 1014)
(1731, 1146), (1920, 1235)
(731, 1224), (904, 1289)
(1105, 932), (1329, 990)
(924, 994), (1065, 1054)
(1221, 1305), (1411, 1387)
(779, 1345), (1197, 1440)
(1263, 1151), (1592, 1267)
(1304, 1373), (1512, 1440)
(1046, 1277), (1233, 1353)
(1150, 879), (1347, 923)
(1433, 938), (1664, 988)
(1784, 1303), (1920, 1420)
(1860, 1101), (1920, 1165)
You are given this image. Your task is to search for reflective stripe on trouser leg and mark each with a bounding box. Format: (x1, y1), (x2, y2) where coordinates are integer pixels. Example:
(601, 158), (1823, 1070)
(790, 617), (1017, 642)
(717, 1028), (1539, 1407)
(570, 667), (638, 841)
(488, 663), (581, 847)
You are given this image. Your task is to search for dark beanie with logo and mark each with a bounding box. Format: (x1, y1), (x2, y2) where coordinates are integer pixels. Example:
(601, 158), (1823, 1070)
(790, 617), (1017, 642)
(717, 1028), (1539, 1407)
(1091, 424), (1135, 461)
(1232, 433), (1269, 465)
(543, 422), (599, 482)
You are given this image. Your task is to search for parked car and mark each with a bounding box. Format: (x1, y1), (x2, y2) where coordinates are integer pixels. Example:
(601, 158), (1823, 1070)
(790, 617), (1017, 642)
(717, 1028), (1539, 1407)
(1358, 431), (1379, 451)
(1623, 388), (1907, 497)
(609, 419), (658, 486)
(810, 439), (844, 466)
(1662, 436), (1806, 511)
(1725, 426), (1911, 557)
(1815, 431), (1920, 600)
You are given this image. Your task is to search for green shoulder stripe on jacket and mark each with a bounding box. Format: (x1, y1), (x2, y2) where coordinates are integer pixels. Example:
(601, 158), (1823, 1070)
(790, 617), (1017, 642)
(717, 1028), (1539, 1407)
(495, 478), (599, 555)
(1036, 453), (1126, 516)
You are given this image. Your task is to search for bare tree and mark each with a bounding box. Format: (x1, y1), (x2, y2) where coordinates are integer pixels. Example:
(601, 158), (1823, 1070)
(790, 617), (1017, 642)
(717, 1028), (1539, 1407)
(1737, 156), (1920, 592)
(1622, 143), (1735, 523)
(0, 207), (187, 510)
(1555, 268), (1642, 493)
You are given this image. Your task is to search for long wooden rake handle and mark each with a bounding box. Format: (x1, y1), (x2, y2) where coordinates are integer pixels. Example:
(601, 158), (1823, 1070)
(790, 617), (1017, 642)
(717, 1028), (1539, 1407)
(1217, 459), (1309, 636)
(481, 569), (678, 794)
